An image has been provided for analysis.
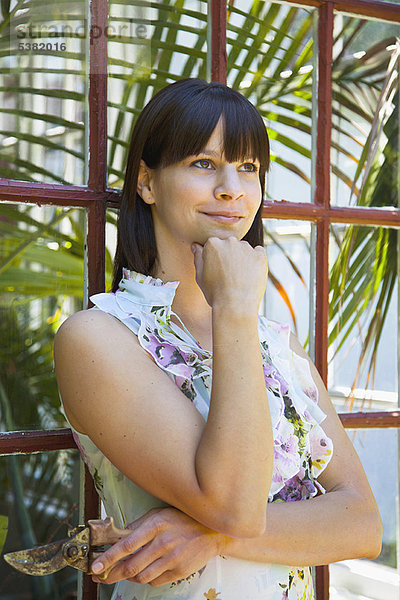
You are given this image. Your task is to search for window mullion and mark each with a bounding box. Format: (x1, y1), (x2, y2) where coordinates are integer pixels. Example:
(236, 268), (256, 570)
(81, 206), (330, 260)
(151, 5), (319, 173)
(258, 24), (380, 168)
(210, 0), (227, 83)
(314, 1), (334, 599)
(88, 0), (108, 192)
(80, 1), (110, 598)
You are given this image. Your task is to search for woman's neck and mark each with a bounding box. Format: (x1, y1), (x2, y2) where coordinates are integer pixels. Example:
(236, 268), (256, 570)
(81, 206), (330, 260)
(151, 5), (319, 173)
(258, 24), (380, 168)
(152, 246), (212, 327)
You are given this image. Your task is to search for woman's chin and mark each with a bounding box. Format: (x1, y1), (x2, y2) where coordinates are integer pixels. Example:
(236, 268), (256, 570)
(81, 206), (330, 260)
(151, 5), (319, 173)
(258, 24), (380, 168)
(202, 227), (244, 242)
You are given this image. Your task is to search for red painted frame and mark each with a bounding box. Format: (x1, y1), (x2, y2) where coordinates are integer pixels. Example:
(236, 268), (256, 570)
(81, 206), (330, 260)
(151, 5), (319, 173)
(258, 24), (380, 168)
(1, 0), (399, 599)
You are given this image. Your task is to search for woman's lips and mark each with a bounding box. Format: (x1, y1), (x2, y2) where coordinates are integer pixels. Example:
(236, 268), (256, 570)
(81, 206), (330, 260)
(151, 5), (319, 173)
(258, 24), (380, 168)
(203, 213), (243, 224)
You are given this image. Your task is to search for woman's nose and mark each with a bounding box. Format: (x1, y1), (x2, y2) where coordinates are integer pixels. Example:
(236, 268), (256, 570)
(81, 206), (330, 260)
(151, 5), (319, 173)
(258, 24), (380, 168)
(214, 165), (244, 201)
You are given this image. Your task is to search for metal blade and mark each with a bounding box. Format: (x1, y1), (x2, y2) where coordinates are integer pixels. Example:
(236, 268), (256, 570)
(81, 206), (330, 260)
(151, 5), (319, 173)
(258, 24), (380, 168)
(4, 539), (68, 575)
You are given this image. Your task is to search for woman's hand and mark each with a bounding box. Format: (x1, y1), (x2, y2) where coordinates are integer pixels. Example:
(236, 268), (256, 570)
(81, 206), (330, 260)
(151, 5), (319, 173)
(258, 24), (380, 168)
(191, 236), (268, 311)
(91, 507), (226, 587)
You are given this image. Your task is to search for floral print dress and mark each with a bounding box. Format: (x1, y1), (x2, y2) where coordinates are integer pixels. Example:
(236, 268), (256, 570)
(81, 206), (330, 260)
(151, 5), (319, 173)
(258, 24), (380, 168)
(62, 269), (333, 600)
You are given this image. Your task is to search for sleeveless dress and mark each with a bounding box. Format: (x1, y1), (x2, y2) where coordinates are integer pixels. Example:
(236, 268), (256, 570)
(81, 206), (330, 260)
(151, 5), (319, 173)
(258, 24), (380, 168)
(61, 268), (333, 600)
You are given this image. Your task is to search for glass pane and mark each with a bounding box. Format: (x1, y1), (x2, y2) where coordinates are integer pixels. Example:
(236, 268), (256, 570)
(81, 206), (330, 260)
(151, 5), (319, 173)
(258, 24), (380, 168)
(228, 1), (316, 204)
(263, 218), (312, 349)
(0, 1), (89, 186)
(331, 14), (400, 209)
(0, 204), (84, 431)
(0, 450), (80, 600)
(107, 0), (208, 189)
(106, 207), (118, 291)
(329, 428), (399, 600)
(328, 224), (398, 410)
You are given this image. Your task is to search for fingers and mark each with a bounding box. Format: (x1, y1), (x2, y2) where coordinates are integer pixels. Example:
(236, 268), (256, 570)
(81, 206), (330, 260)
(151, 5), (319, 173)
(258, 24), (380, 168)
(191, 243), (204, 277)
(91, 520), (158, 576)
(90, 508), (215, 588)
(126, 555), (173, 585)
(129, 571), (172, 587)
(191, 242), (202, 254)
(126, 507), (164, 532)
(131, 557), (167, 585)
(191, 236), (267, 309)
(129, 564), (193, 587)
(93, 544), (165, 585)
(92, 540), (182, 586)
(91, 508), (167, 576)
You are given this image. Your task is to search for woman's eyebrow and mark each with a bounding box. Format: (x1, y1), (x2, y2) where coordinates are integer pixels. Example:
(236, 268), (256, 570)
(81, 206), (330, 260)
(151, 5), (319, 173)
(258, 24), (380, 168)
(198, 150), (259, 161)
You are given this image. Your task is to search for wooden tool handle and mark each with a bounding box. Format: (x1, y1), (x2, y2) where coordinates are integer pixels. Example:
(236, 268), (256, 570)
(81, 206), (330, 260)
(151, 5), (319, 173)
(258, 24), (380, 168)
(87, 517), (133, 579)
(88, 516), (132, 546)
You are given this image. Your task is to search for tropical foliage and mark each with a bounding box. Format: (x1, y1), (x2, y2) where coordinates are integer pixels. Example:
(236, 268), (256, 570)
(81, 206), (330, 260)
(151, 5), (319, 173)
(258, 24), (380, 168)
(0, 515), (8, 554)
(0, 0), (398, 595)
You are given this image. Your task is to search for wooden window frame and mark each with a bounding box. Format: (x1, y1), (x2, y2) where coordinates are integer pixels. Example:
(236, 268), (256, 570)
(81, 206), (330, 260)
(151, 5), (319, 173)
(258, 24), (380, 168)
(1, 0), (400, 598)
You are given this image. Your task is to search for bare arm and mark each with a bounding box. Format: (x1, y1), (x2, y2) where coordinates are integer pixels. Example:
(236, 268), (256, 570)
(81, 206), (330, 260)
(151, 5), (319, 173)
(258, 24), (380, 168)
(222, 333), (382, 564)
(90, 333), (382, 585)
(55, 237), (272, 538)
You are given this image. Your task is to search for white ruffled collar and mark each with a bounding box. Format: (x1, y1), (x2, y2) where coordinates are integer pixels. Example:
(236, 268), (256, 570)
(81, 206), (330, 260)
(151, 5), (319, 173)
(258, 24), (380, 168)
(118, 268), (180, 308)
(115, 268), (212, 361)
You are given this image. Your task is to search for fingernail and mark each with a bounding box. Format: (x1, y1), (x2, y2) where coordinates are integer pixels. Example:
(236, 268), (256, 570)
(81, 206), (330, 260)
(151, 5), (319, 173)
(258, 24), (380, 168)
(92, 562), (104, 574)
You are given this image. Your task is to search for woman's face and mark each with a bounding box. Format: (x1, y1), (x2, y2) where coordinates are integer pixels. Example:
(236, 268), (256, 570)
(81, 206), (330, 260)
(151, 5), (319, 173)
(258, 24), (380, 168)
(140, 119), (262, 249)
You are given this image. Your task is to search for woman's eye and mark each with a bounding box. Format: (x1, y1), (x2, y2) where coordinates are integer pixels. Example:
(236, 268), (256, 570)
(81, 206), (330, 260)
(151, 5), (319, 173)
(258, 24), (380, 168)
(193, 159), (213, 169)
(240, 162), (258, 172)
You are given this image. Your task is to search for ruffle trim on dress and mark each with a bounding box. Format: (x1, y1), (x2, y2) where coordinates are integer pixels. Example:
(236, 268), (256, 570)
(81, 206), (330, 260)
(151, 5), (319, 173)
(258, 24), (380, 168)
(257, 318), (333, 500)
(119, 268), (180, 308)
(90, 270), (212, 404)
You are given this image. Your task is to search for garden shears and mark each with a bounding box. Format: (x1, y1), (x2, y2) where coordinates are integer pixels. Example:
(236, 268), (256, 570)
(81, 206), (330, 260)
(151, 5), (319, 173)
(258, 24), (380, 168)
(3, 516), (131, 579)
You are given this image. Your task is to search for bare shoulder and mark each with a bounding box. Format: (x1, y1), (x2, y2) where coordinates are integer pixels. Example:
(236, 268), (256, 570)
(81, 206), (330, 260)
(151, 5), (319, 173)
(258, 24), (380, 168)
(54, 307), (155, 384)
(54, 308), (156, 432)
(54, 308), (144, 362)
(55, 308), (125, 345)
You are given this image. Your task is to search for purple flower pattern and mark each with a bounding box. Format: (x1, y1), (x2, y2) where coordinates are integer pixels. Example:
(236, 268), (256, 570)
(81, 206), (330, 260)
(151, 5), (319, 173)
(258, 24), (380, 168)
(257, 338), (332, 503)
(138, 319), (207, 402)
(117, 270), (213, 403)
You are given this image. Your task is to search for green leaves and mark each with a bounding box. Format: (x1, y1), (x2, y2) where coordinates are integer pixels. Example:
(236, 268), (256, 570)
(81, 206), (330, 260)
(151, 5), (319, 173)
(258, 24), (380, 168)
(0, 515), (8, 555)
(0, 205), (83, 302)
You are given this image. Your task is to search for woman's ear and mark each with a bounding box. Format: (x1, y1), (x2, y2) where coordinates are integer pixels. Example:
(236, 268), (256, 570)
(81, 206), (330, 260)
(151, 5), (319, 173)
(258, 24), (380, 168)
(137, 159), (155, 205)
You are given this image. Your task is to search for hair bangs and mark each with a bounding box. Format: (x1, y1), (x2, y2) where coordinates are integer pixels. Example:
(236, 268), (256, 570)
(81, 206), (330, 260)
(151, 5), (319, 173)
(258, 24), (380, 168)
(157, 97), (223, 167)
(150, 82), (269, 171)
(220, 99), (270, 170)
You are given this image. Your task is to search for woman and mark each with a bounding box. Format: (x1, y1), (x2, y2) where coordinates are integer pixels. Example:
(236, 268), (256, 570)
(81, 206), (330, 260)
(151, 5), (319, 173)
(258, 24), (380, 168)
(54, 78), (382, 600)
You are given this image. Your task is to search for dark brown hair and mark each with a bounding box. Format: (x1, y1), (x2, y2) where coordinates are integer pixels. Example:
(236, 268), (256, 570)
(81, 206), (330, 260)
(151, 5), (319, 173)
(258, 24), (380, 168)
(112, 78), (270, 291)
